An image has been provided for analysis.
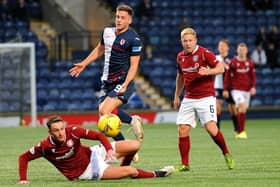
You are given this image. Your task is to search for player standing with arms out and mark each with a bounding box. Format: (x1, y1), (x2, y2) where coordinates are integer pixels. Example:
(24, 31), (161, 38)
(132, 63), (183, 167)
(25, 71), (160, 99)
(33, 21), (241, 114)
(69, 5), (143, 144)
(214, 39), (238, 131)
(223, 43), (256, 139)
(173, 28), (235, 172)
(18, 116), (174, 184)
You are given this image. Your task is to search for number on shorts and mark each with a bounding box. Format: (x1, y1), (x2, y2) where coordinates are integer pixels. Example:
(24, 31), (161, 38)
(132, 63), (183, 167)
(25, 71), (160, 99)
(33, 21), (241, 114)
(209, 105), (215, 113)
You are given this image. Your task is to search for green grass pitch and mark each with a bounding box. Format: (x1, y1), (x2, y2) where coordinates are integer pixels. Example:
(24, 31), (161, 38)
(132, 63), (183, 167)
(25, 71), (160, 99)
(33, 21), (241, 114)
(0, 119), (280, 187)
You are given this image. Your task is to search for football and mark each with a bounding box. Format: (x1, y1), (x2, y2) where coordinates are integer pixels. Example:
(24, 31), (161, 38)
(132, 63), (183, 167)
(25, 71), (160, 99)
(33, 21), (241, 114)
(97, 114), (121, 137)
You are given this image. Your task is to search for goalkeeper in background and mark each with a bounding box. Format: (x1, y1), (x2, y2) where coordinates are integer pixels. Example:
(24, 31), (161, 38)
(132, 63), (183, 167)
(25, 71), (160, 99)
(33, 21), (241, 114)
(69, 4), (143, 144)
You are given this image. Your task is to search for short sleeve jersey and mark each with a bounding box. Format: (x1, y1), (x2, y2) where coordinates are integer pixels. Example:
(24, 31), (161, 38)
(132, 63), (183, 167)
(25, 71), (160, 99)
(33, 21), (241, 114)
(224, 57), (256, 91)
(177, 45), (219, 99)
(101, 27), (142, 84)
(214, 55), (231, 89)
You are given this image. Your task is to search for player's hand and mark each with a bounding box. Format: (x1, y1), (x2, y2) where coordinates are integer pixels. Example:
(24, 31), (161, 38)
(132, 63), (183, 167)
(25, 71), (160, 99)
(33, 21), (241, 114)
(250, 87), (256, 96)
(105, 149), (117, 162)
(114, 84), (127, 95)
(223, 90), (229, 98)
(198, 66), (210, 76)
(173, 97), (180, 110)
(69, 63), (86, 77)
(17, 180), (29, 185)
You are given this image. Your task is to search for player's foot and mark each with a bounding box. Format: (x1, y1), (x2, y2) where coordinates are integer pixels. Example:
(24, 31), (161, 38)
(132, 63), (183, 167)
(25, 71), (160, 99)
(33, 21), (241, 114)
(133, 153), (139, 163)
(235, 131), (247, 139)
(175, 164), (190, 172)
(154, 166), (175, 177)
(224, 153), (235, 170)
(130, 115), (144, 142)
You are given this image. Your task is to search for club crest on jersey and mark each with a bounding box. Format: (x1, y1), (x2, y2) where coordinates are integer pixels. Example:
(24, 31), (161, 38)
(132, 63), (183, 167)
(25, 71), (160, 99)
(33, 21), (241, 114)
(67, 139), (74, 147)
(193, 55), (198, 62)
(120, 39), (126, 45)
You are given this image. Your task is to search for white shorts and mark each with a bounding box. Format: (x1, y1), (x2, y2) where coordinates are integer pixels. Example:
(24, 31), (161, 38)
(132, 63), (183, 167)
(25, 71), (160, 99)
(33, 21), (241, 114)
(176, 96), (217, 128)
(78, 142), (116, 180)
(231, 90), (251, 107)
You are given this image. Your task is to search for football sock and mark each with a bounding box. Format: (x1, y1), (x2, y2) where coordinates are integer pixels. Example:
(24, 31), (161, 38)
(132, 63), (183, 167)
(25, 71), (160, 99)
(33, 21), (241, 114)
(112, 108), (132, 124)
(211, 130), (229, 155)
(237, 113), (246, 133)
(217, 113), (221, 129)
(133, 169), (155, 178)
(231, 115), (238, 132)
(121, 152), (136, 166)
(113, 132), (125, 141)
(179, 136), (190, 166)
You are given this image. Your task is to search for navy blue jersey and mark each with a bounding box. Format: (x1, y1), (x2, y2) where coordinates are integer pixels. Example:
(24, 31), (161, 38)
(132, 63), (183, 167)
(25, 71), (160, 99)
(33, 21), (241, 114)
(100, 27), (142, 84)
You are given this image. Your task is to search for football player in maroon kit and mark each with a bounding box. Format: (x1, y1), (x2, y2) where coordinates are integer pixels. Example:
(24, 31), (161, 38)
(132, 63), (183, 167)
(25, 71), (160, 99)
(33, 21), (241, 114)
(17, 116), (174, 184)
(223, 43), (256, 139)
(173, 28), (235, 172)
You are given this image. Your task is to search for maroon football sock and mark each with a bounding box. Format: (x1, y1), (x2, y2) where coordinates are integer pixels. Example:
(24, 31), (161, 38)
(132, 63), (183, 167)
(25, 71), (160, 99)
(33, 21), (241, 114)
(132, 169), (155, 178)
(179, 136), (190, 166)
(120, 152), (136, 166)
(237, 112), (246, 133)
(211, 130), (229, 155)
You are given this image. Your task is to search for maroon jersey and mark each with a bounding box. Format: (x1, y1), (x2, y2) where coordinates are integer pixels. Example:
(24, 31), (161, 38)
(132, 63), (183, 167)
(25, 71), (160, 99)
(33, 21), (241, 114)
(224, 57), (256, 91)
(177, 45), (219, 99)
(18, 126), (112, 181)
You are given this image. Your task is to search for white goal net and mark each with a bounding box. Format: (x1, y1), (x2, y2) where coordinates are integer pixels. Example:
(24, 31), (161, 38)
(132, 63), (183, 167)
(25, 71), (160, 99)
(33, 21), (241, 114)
(0, 43), (37, 127)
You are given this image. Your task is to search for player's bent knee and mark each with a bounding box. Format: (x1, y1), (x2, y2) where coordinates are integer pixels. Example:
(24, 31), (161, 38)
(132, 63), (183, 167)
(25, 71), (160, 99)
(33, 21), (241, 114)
(178, 125), (190, 137)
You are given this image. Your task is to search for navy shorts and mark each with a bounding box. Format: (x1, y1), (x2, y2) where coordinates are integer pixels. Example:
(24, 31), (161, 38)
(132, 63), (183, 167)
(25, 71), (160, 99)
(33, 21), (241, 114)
(215, 89), (235, 104)
(225, 90), (235, 104)
(215, 89), (224, 99)
(98, 81), (135, 104)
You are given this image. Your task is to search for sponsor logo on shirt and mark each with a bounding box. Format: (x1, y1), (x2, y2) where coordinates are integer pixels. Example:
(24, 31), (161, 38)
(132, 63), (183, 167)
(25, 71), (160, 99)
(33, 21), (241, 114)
(182, 63), (200, 72)
(132, 46), (142, 52)
(56, 147), (75, 160)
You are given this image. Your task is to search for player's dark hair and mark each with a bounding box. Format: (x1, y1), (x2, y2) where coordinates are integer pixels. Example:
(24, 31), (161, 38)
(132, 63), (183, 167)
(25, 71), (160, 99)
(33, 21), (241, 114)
(219, 39), (230, 47)
(46, 115), (64, 129)
(116, 4), (134, 16)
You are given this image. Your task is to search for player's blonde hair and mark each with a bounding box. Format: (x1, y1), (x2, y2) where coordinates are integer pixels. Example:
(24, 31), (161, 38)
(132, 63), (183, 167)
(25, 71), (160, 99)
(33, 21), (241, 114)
(180, 27), (197, 39)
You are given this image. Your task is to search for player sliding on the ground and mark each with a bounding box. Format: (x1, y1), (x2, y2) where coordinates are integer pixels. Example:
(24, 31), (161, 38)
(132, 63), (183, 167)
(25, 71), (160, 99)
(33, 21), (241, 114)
(17, 116), (174, 184)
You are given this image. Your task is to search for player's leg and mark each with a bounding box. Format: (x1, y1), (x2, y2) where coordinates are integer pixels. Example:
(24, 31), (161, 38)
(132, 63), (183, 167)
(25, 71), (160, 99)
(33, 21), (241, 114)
(216, 98), (223, 129)
(215, 89), (224, 129)
(231, 90), (249, 138)
(198, 96), (235, 169)
(101, 165), (174, 179)
(99, 96), (126, 141)
(176, 98), (195, 172)
(227, 91), (238, 132)
(114, 140), (140, 166)
(228, 103), (238, 132)
(100, 83), (144, 142)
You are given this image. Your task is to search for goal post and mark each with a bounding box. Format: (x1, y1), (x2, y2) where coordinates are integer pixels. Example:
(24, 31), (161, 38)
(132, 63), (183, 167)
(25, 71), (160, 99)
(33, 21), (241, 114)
(0, 43), (37, 127)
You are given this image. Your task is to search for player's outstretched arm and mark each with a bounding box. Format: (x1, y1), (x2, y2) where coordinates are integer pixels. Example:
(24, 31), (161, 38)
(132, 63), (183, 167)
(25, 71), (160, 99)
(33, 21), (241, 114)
(69, 42), (104, 77)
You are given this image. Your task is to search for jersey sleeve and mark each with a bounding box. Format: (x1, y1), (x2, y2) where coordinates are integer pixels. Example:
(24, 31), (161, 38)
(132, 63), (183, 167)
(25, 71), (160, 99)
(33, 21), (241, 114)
(100, 30), (105, 45)
(205, 49), (219, 67)
(18, 142), (44, 181)
(70, 126), (113, 151)
(176, 54), (183, 74)
(130, 35), (142, 56)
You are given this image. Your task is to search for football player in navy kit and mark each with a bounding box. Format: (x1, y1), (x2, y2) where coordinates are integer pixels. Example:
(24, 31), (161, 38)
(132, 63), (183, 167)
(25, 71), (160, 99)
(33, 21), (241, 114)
(69, 4), (143, 145)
